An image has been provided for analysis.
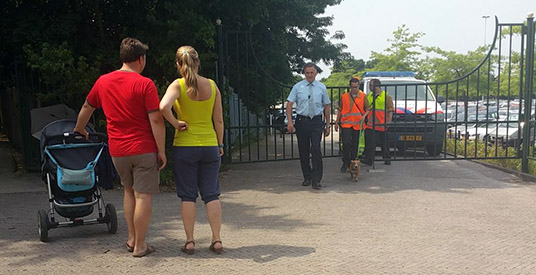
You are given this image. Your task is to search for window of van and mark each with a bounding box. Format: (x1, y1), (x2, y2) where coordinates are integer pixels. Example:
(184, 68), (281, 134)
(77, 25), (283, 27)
(382, 81), (435, 101)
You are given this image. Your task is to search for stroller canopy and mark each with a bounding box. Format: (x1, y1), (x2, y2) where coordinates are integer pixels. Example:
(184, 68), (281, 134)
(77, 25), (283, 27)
(39, 119), (96, 159)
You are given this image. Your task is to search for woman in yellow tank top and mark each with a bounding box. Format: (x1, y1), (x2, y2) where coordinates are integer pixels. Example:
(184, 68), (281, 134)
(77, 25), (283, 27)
(160, 45), (224, 255)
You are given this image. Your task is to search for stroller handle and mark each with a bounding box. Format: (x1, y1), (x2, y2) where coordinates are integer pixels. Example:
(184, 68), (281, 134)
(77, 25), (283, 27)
(44, 132), (108, 145)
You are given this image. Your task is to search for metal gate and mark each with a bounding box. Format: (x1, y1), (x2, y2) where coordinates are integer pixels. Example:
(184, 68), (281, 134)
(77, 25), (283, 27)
(218, 15), (535, 170)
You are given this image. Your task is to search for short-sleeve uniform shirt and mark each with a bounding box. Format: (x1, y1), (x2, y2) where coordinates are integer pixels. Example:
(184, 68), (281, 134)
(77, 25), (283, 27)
(287, 79), (330, 117)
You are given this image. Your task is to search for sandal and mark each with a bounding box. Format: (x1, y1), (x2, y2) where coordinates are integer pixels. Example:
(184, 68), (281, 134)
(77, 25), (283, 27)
(133, 245), (155, 258)
(209, 240), (223, 254)
(181, 240), (195, 255)
(126, 242), (134, 253)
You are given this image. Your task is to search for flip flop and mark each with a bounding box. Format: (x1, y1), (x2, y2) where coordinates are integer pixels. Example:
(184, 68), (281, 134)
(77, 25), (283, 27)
(126, 243), (134, 253)
(209, 240), (223, 254)
(181, 240), (195, 255)
(133, 245), (155, 258)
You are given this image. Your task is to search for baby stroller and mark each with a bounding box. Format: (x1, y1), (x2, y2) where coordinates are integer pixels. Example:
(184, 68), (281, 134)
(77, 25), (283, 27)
(37, 119), (117, 242)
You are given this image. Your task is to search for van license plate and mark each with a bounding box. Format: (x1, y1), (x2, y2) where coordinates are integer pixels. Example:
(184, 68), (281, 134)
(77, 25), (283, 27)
(398, 135), (422, 141)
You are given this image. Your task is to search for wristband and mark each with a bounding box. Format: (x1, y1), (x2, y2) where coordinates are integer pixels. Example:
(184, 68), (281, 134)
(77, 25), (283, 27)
(218, 144), (224, 148)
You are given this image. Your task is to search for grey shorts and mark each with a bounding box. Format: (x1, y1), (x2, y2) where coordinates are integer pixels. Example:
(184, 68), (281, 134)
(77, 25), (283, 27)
(112, 153), (159, 194)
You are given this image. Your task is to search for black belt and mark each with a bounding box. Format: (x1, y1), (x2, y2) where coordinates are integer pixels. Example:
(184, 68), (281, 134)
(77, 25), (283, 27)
(297, 115), (322, 120)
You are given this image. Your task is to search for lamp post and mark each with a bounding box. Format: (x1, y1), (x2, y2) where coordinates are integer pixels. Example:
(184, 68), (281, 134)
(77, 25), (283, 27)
(482, 15), (490, 45)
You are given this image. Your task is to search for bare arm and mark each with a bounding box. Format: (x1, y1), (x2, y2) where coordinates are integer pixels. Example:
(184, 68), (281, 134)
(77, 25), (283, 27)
(149, 110), (167, 170)
(73, 100), (96, 139)
(286, 101), (294, 133)
(212, 85), (224, 156)
(159, 80), (187, 131)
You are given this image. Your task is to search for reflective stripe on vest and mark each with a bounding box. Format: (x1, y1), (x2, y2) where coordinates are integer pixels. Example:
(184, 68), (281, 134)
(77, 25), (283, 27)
(366, 91), (387, 131)
(340, 92), (365, 130)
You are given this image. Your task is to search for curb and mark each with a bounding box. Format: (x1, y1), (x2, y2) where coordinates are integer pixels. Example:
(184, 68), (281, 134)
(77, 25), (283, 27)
(472, 159), (536, 183)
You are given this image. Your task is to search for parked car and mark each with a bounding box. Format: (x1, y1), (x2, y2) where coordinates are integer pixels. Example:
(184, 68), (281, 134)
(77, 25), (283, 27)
(485, 119), (535, 147)
(463, 121), (501, 141)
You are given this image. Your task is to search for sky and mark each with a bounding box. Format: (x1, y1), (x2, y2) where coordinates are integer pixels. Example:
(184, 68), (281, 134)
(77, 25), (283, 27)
(317, 0), (535, 79)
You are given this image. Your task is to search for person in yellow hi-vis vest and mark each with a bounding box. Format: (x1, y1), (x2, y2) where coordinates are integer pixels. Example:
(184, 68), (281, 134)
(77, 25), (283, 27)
(362, 78), (394, 166)
(335, 77), (369, 172)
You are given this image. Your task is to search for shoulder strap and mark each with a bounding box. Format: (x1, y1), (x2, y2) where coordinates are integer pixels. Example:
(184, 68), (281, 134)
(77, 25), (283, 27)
(349, 93), (365, 114)
(173, 78), (187, 113)
(209, 79), (216, 97)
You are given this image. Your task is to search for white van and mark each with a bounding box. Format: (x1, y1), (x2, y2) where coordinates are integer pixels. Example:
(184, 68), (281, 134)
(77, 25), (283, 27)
(361, 71), (445, 156)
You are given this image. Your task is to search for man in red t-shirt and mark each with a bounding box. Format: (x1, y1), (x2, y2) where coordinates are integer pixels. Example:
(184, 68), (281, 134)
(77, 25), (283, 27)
(74, 38), (165, 258)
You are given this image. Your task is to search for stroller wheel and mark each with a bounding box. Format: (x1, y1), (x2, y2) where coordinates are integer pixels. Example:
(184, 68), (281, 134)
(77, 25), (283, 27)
(38, 209), (49, 242)
(105, 203), (118, 234)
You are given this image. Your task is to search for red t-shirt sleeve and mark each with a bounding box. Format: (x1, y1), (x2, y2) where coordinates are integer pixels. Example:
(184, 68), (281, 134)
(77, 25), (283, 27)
(86, 81), (101, 108)
(144, 81), (160, 113)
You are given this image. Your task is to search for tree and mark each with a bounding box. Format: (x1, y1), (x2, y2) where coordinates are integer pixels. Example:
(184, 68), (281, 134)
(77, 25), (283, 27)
(209, 0), (347, 111)
(420, 46), (492, 99)
(1, 0), (346, 110)
(321, 57), (372, 87)
(368, 25), (425, 73)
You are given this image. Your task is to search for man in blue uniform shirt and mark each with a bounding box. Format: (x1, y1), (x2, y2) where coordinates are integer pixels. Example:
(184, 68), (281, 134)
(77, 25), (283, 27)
(286, 63), (331, 189)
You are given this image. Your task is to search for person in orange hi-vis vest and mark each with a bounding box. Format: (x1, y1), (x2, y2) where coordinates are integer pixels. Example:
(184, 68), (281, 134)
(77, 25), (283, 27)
(362, 78), (394, 166)
(335, 77), (369, 172)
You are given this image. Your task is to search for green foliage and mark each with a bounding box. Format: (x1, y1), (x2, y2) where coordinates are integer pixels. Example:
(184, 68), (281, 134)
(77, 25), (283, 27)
(324, 22), (529, 102)
(368, 25), (425, 73)
(1, 0), (346, 105)
(23, 42), (101, 108)
(445, 137), (536, 175)
(321, 58), (374, 88)
(214, 0), (347, 112)
(1, 0), (347, 181)
(421, 46), (488, 81)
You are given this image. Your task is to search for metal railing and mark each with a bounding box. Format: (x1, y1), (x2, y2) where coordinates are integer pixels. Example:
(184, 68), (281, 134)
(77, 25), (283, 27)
(217, 15), (535, 170)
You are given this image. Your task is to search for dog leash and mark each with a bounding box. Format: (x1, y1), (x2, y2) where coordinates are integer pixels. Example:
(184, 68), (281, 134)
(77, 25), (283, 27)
(348, 91), (366, 161)
(355, 119), (365, 160)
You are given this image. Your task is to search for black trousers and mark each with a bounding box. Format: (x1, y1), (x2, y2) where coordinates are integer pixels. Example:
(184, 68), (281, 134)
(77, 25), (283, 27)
(341, 127), (360, 166)
(295, 115), (324, 183)
(364, 129), (390, 163)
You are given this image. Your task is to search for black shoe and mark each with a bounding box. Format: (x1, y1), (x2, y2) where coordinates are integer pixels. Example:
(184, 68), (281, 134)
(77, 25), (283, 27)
(312, 181), (322, 189)
(302, 179), (312, 186)
(384, 160), (391, 165)
(340, 163), (348, 173)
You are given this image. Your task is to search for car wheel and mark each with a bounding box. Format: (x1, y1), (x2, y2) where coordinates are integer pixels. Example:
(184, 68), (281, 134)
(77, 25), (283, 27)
(426, 144), (443, 157)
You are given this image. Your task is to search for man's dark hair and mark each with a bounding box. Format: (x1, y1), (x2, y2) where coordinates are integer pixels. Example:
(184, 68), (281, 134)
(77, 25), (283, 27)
(349, 77), (360, 86)
(119, 38), (149, 63)
(370, 78), (381, 89)
(303, 62), (318, 73)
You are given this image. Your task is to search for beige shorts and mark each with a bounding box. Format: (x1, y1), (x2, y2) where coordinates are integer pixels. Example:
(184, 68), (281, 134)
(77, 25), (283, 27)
(112, 153), (159, 194)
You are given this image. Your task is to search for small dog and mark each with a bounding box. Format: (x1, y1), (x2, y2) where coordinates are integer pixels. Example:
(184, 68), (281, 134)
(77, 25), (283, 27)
(348, 159), (360, 182)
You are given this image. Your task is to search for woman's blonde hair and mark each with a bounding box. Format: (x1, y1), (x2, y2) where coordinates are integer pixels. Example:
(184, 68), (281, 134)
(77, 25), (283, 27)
(176, 46), (199, 95)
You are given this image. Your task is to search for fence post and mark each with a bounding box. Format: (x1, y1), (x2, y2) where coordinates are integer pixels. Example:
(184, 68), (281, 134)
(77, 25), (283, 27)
(216, 18), (231, 164)
(522, 13), (534, 173)
(216, 18), (224, 88)
(14, 60), (33, 170)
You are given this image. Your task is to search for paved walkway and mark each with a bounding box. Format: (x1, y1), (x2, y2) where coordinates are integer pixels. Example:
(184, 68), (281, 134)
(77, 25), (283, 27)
(1, 138), (536, 274)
